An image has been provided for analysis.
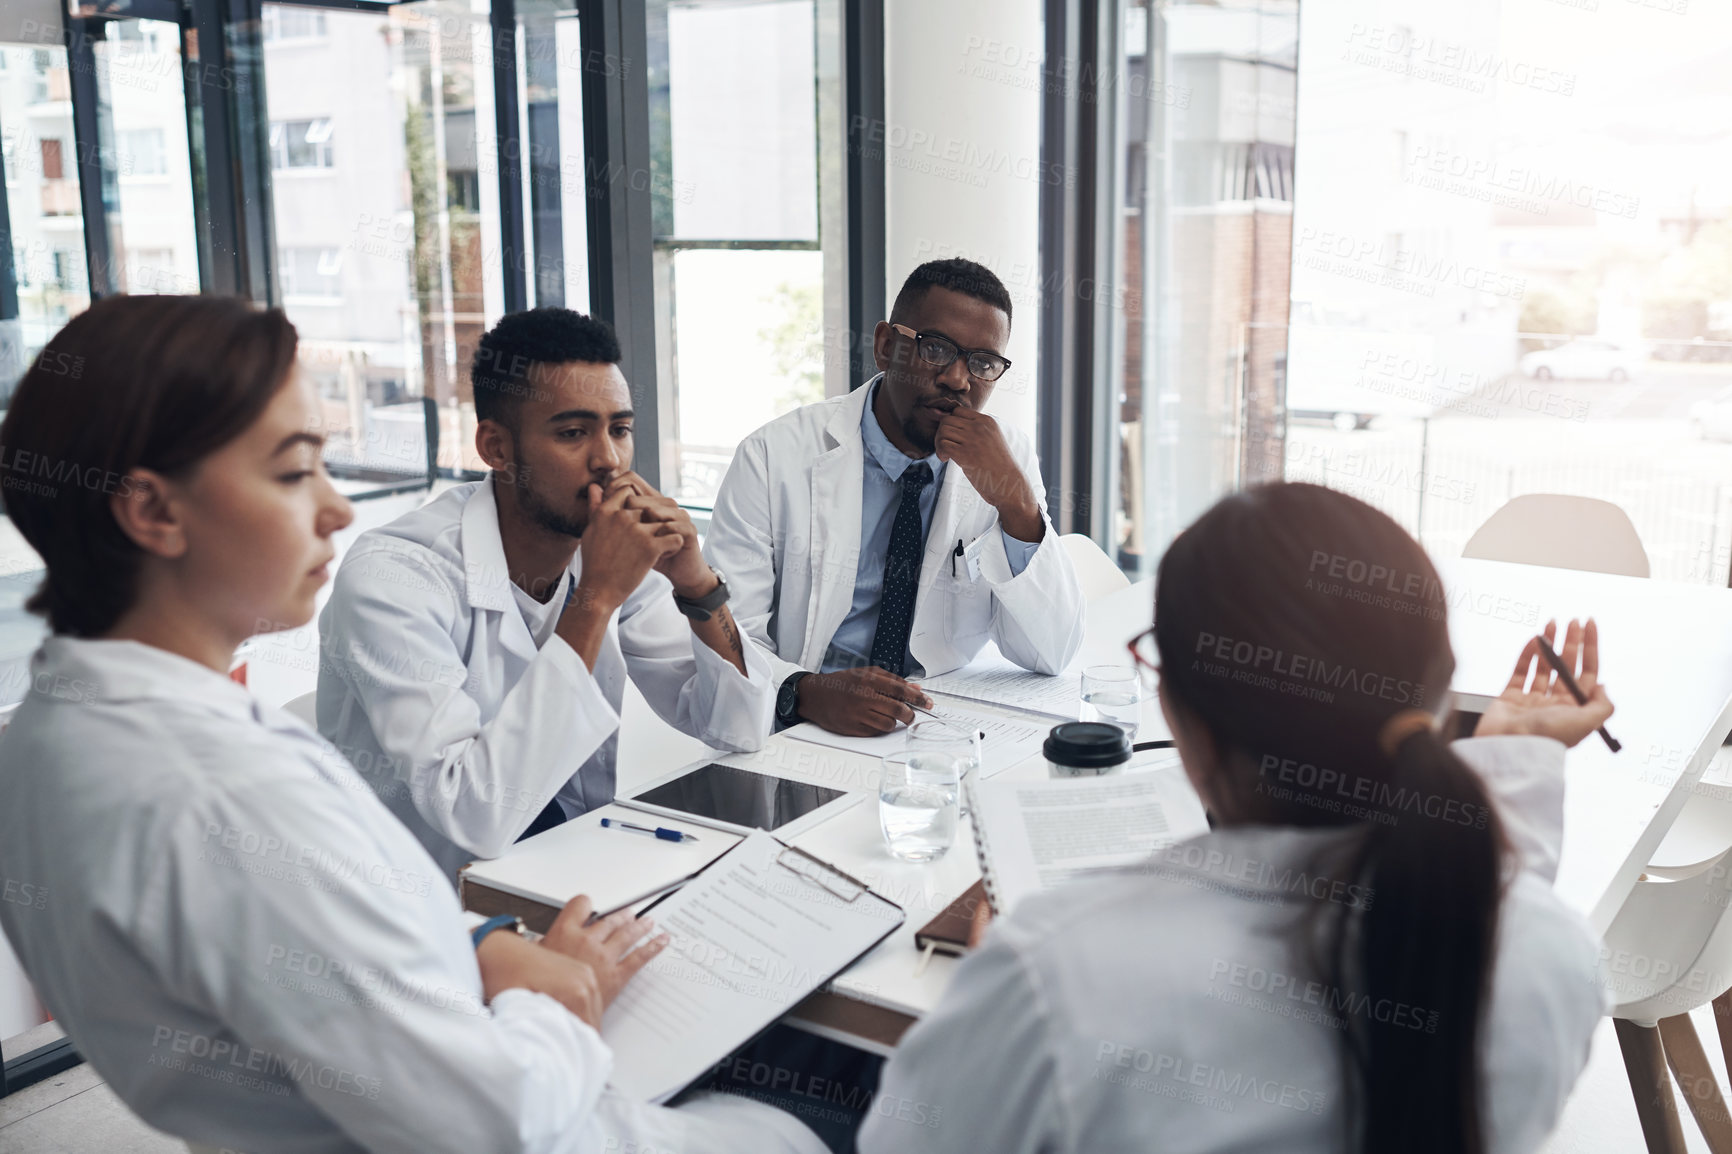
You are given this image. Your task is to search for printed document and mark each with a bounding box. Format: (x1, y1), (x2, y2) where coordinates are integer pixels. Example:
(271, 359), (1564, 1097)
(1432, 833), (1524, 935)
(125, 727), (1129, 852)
(600, 830), (904, 1102)
(916, 663), (1082, 720)
(969, 766), (1208, 915)
(781, 698), (1049, 773)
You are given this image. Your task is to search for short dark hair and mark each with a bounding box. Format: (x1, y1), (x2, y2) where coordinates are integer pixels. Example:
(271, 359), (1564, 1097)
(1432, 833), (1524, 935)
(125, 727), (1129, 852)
(471, 308), (622, 427)
(889, 258), (1014, 327)
(0, 295), (299, 637)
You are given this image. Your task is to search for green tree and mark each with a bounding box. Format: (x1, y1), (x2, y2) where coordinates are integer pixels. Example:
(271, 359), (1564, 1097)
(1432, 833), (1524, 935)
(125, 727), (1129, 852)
(1646, 218), (1732, 343)
(1518, 279), (1598, 353)
(759, 280), (824, 411)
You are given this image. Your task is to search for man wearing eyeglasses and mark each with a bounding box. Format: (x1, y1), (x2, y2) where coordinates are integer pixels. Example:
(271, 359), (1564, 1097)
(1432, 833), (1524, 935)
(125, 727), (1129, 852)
(704, 258), (1086, 737)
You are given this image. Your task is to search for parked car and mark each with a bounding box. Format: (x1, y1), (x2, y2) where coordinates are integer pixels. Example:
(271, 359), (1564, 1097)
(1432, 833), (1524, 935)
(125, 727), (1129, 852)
(1690, 386), (1732, 442)
(1519, 339), (1645, 382)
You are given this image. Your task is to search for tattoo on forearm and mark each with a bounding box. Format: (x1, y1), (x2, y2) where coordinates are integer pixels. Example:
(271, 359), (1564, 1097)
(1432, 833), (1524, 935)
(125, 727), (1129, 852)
(719, 613), (744, 661)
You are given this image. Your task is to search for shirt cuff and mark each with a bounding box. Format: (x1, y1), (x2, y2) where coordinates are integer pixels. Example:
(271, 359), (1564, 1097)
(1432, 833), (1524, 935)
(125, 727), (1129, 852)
(1000, 527), (1041, 577)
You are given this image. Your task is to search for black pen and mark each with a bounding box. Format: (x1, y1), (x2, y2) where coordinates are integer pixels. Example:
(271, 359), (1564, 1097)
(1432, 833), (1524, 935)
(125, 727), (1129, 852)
(952, 539), (964, 577)
(1534, 635), (1620, 752)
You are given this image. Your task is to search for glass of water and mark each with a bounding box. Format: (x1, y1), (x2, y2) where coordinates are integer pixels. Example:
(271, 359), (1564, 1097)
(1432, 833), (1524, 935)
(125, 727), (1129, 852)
(1081, 665), (1142, 737)
(907, 720), (982, 819)
(879, 751), (960, 863)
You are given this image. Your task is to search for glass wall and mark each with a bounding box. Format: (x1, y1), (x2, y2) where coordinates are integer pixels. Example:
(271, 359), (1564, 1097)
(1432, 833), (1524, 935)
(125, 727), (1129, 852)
(647, 0), (832, 505)
(1111, 0), (1298, 573)
(1, 41), (87, 406)
(0, 14), (200, 628)
(519, 0), (590, 315)
(101, 19), (201, 298)
(261, 0), (506, 478)
(1285, 0), (1732, 583)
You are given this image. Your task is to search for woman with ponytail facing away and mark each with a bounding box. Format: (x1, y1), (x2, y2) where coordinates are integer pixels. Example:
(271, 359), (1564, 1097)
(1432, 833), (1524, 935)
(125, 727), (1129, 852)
(858, 482), (1609, 1154)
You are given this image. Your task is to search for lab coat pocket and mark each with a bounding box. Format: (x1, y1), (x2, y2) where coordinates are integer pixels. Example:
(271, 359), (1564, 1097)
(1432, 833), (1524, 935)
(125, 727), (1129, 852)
(941, 567), (993, 648)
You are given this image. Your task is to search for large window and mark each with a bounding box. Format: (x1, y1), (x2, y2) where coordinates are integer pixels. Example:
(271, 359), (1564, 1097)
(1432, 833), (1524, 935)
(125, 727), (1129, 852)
(1283, 0), (1732, 584)
(261, 1), (508, 479)
(0, 15), (198, 399)
(1, 42), (85, 406)
(1108, 0), (1299, 573)
(647, 0), (841, 505)
(517, 0), (590, 315)
(97, 20), (201, 297)
(0, 12), (200, 646)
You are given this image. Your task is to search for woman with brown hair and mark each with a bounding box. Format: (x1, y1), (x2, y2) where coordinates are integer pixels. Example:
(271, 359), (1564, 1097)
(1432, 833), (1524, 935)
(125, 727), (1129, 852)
(0, 295), (824, 1154)
(860, 482), (1610, 1154)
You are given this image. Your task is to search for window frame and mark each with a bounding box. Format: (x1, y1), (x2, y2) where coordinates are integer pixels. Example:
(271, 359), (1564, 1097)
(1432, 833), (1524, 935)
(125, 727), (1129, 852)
(0, 0), (883, 503)
(1037, 0), (1117, 545)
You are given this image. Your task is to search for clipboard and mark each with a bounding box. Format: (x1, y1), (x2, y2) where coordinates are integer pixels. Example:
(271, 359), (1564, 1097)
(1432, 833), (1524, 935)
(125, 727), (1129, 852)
(606, 830), (905, 1104)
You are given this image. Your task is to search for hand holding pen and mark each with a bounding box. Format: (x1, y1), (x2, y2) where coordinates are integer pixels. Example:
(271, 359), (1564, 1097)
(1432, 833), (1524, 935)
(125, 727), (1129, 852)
(1477, 617), (1618, 752)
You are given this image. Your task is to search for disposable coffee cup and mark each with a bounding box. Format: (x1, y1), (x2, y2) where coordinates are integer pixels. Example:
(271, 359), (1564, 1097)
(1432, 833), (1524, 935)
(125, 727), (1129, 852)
(1044, 721), (1132, 778)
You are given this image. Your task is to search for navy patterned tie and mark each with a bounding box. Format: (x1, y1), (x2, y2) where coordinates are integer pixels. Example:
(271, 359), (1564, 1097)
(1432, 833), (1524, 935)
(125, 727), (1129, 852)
(869, 462), (934, 677)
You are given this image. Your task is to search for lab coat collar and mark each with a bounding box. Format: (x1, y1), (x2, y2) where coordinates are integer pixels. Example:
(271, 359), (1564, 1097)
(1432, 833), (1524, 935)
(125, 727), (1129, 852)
(457, 476), (554, 664)
(822, 374), (879, 450)
(458, 476), (518, 613)
(32, 635), (256, 720)
(802, 383), (876, 670)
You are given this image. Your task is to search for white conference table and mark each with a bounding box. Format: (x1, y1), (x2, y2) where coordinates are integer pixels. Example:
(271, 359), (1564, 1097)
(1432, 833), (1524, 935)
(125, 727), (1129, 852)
(469, 556), (1732, 1052)
(1434, 557), (1732, 930)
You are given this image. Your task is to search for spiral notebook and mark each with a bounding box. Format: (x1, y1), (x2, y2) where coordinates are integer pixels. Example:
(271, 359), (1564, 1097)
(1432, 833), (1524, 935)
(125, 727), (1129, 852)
(966, 768), (1210, 917)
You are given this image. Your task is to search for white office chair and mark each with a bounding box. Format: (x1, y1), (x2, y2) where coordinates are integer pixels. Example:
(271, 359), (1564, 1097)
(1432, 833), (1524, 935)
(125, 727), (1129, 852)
(283, 691), (317, 727)
(1461, 493), (1650, 578)
(1601, 848), (1732, 1153)
(1060, 533), (1131, 602)
(1459, 491), (1732, 1147)
(1649, 782), (1732, 878)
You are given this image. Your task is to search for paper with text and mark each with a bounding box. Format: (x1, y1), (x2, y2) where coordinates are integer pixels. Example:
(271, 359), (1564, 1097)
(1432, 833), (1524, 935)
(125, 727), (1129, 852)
(782, 698), (1050, 773)
(915, 664), (1082, 720)
(600, 830), (904, 1103)
(970, 766), (1207, 915)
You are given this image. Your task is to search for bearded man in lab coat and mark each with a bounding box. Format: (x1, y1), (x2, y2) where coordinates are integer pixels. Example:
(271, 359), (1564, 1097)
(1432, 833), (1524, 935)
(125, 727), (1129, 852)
(317, 309), (773, 877)
(704, 258), (1085, 737)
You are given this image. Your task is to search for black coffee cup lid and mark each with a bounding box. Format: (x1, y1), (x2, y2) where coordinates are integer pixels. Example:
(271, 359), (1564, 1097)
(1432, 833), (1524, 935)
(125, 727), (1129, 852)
(1044, 721), (1132, 768)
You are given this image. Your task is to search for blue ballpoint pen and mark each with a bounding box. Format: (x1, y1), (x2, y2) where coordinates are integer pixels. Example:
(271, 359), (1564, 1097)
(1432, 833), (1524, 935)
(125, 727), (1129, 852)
(599, 817), (700, 843)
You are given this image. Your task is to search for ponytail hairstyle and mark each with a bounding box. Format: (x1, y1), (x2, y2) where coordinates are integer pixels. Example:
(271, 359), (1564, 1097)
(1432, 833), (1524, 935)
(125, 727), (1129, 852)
(1153, 482), (1507, 1154)
(0, 295), (299, 637)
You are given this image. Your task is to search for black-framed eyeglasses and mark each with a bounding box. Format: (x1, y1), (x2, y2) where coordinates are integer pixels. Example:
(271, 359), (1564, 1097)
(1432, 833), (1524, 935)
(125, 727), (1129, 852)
(890, 323), (1012, 382)
(1126, 625), (1159, 692)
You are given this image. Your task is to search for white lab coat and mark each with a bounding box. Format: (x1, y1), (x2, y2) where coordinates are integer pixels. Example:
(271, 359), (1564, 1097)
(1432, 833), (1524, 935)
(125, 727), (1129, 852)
(703, 380), (1086, 689)
(859, 736), (1606, 1154)
(317, 478), (775, 878)
(0, 637), (823, 1154)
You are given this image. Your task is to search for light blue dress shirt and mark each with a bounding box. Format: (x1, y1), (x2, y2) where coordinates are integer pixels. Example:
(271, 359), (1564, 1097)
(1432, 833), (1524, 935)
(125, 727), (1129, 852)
(820, 380), (1040, 675)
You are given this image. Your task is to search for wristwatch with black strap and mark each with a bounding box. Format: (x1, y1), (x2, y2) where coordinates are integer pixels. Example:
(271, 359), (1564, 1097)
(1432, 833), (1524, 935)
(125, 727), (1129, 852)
(776, 670), (813, 729)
